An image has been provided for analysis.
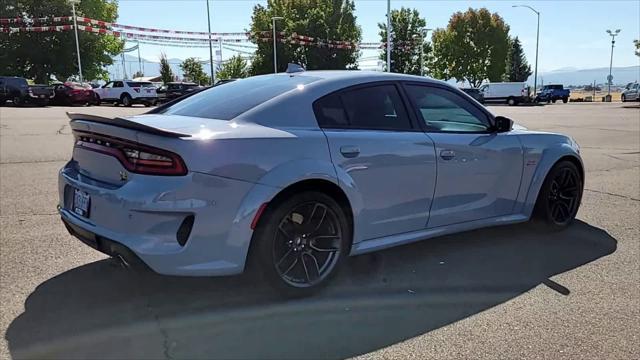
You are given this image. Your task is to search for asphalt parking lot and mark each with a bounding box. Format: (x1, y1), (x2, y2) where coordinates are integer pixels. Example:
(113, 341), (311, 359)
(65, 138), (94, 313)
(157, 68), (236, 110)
(0, 103), (638, 359)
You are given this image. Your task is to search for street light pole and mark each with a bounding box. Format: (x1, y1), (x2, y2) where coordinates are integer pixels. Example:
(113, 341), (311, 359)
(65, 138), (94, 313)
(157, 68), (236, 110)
(69, 0), (83, 82)
(513, 5), (540, 96)
(606, 29), (621, 96)
(272, 16), (283, 73)
(206, 0), (215, 85)
(386, 0), (391, 72)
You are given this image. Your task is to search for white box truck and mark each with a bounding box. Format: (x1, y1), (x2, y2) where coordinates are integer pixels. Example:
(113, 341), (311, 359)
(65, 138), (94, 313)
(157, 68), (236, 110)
(478, 82), (529, 106)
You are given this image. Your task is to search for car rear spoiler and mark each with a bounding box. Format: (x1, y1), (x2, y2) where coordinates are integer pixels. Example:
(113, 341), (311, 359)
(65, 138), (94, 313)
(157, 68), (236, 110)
(66, 112), (191, 138)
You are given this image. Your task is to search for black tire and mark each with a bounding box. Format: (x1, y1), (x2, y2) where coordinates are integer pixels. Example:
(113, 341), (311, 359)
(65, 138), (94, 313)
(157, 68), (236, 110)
(12, 95), (23, 107)
(507, 97), (517, 106)
(120, 93), (132, 107)
(250, 191), (351, 297)
(95, 95), (101, 106)
(533, 161), (583, 231)
(552, 99), (557, 103)
(562, 97), (568, 103)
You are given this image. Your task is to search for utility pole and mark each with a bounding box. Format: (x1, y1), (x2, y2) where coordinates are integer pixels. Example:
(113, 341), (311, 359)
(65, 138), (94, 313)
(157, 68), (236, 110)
(272, 17), (283, 73)
(512, 5), (540, 96)
(136, 40), (142, 76)
(69, 0), (83, 82)
(606, 29), (621, 97)
(206, 0), (215, 85)
(386, 0), (391, 72)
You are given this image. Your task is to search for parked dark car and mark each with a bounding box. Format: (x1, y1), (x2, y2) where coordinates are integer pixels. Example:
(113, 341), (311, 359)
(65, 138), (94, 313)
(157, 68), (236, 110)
(157, 82), (201, 103)
(535, 84), (570, 103)
(51, 82), (98, 106)
(0, 76), (54, 106)
(460, 87), (485, 104)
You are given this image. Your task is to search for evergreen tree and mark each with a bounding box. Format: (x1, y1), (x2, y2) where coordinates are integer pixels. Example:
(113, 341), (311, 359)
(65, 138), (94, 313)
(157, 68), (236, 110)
(504, 36), (532, 82)
(159, 53), (174, 84)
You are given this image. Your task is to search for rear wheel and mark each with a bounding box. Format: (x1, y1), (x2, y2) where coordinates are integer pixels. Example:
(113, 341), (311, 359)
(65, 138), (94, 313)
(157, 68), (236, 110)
(12, 95), (22, 107)
(120, 93), (132, 107)
(507, 97), (517, 106)
(533, 161), (583, 230)
(562, 97), (568, 103)
(95, 95), (101, 106)
(251, 191), (351, 297)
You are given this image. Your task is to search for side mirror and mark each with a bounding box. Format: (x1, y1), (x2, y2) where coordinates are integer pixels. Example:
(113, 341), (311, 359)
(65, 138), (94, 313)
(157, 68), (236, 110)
(494, 116), (513, 133)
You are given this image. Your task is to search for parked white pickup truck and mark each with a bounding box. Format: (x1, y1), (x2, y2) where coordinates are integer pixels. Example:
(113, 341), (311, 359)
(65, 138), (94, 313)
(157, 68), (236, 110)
(93, 80), (158, 107)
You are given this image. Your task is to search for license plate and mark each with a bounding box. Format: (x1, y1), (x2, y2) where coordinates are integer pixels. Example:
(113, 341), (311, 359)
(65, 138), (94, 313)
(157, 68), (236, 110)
(73, 189), (91, 218)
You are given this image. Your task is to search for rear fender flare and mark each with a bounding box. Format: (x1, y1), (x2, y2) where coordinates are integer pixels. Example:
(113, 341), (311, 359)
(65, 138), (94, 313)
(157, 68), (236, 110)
(227, 159), (363, 270)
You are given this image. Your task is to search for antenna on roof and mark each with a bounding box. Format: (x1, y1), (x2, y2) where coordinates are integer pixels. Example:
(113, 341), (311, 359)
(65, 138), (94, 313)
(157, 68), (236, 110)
(286, 63), (305, 74)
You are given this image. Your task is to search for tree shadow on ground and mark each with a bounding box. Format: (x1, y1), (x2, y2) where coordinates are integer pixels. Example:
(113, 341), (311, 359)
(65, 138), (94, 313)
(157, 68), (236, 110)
(6, 220), (616, 359)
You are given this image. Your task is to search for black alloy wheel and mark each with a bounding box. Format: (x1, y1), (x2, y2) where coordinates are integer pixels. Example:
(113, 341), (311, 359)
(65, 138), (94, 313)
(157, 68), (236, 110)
(251, 191), (350, 296)
(535, 161), (583, 229)
(273, 202), (343, 288)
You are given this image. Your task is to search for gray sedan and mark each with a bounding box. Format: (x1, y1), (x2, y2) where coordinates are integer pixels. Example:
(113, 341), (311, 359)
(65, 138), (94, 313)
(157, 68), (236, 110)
(58, 70), (583, 296)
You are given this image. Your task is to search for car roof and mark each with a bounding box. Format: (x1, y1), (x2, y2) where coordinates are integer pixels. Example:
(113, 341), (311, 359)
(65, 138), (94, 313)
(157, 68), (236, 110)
(286, 70), (440, 84)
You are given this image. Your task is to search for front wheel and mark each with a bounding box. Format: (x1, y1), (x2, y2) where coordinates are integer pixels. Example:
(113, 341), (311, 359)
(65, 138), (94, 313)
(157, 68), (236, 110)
(507, 97), (517, 106)
(251, 191), (351, 296)
(562, 97), (569, 103)
(533, 161), (583, 230)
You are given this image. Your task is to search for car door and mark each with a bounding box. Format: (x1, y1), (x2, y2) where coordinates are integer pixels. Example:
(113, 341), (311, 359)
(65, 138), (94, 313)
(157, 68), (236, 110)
(112, 81), (125, 99)
(402, 83), (523, 228)
(315, 82), (437, 242)
(98, 82), (113, 99)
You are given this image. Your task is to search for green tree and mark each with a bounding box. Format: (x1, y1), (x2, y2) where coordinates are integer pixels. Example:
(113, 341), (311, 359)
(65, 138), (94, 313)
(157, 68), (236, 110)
(0, 0), (123, 83)
(217, 55), (249, 80)
(249, 0), (362, 75)
(378, 7), (430, 75)
(159, 52), (174, 84)
(504, 36), (532, 82)
(180, 57), (209, 85)
(132, 70), (144, 79)
(430, 8), (510, 87)
(634, 39), (639, 57)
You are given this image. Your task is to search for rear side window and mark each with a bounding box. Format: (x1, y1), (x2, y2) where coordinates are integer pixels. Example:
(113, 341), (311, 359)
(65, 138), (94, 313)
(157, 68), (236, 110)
(160, 75), (319, 120)
(113, 81), (124, 88)
(314, 84), (412, 131)
(127, 82), (154, 87)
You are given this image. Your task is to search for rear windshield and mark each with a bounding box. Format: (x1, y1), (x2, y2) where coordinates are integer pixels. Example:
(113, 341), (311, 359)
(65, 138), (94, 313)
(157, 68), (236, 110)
(159, 75), (319, 120)
(127, 82), (154, 88)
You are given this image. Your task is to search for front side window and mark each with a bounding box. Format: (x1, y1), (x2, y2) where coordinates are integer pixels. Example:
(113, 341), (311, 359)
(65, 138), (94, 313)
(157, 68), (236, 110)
(404, 85), (490, 133)
(314, 84), (412, 131)
(103, 82), (113, 88)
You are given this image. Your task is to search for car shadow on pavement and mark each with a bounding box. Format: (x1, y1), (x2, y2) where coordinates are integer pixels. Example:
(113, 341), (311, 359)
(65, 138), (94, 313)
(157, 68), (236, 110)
(6, 220), (616, 359)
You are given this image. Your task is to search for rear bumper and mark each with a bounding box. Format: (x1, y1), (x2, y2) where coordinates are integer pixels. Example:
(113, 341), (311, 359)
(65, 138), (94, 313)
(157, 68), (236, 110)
(132, 96), (157, 103)
(58, 161), (275, 276)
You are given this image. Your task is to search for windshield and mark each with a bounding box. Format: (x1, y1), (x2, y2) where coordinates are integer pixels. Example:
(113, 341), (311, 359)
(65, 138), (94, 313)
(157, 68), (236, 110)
(159, 75), (319, 120)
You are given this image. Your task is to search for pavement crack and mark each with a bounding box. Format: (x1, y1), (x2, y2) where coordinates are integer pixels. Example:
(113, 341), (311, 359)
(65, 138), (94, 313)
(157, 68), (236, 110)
(1, 159), (66, 165)
(56, 124), (70, 135)
(584, 188), (640, 202)
(145, 299), (174, 360)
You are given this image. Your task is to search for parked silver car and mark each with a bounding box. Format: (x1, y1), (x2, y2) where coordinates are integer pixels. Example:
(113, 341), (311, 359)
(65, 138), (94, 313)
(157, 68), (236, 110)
(58, 70), (583, 295)
(621, 82), (639, 102)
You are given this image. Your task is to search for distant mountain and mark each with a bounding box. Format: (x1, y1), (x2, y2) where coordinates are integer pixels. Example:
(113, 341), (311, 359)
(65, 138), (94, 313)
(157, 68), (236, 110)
(105, 55), (639, 87)
(530, 66), (639, 86)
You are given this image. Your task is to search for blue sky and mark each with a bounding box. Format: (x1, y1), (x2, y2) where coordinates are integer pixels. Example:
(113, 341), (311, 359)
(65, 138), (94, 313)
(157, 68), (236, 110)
(116, 0), (640, 73)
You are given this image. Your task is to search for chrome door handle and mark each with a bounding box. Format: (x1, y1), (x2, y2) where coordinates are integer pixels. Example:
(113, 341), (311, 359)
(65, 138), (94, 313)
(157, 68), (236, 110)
(340, 145), (360, 158)
(440, 149), (456, 160)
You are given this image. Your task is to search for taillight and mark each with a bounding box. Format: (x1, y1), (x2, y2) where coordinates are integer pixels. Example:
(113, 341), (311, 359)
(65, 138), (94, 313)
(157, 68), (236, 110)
(74, 131), (187, 176)
(133, 87), (140, 93)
